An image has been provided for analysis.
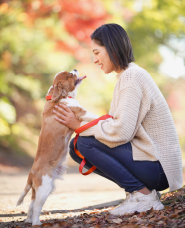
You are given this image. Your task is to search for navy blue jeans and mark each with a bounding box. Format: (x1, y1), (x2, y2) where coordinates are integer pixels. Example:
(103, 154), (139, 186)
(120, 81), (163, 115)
(69, 136), (169, 193)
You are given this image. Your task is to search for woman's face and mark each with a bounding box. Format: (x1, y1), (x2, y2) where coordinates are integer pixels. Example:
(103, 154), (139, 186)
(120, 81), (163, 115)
(91, 39), (116, 74)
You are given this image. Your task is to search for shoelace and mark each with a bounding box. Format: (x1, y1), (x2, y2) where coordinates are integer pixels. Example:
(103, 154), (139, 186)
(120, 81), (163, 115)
(124, 191), (143, 204)
(126, 191), (140, 202)
(125, 192), (132, 202)
(130, 193), (136, 202)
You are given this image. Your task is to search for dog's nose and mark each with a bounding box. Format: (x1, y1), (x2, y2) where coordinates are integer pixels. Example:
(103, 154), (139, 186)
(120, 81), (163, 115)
(74, 69), (77, 71)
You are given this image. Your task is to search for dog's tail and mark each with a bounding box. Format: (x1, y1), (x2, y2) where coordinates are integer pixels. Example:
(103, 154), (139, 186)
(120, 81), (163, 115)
(16, 172), (32, 206)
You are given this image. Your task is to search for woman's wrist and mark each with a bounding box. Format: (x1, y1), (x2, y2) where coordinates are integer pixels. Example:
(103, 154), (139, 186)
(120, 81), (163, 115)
(74, 121), (81, 130)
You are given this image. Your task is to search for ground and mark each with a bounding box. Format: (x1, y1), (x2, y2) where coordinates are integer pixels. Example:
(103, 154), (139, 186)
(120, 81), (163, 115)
(0, 164), (185, 228)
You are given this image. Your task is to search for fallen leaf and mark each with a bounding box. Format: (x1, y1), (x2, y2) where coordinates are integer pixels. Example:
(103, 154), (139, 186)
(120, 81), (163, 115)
(149, 217), (157, 222)
(164, 206), (173, 210)
(129, 217), (140, 223)
(121, 225), (139, 228)
(169, 213), (179, 218)
(139, 212), (147, 217)
(110, 218), (122, 224)
(141, 219), (147, 223)
(44, 212), (50, 215)
(90, 211), (98, 214)
(147, 214), (154, 218)
(85, 217), (97, 224)
(42, 222), (53, 227)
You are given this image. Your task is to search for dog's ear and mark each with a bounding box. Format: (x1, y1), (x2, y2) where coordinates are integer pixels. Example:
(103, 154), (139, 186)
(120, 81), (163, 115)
(52, 82), (67, 102)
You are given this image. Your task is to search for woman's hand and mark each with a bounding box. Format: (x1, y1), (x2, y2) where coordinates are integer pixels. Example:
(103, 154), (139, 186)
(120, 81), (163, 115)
(53, 103), (81, 130)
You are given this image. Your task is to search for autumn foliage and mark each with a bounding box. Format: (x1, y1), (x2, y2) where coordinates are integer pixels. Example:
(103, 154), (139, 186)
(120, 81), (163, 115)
(0, 0), (185, 168)
(17, 0), (109, 61)
(0, 0), (109, 158)
(1, 186), (185, 227)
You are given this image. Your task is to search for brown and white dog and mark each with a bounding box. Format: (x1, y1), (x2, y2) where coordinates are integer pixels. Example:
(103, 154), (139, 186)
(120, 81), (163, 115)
(16, 69), (98, 225)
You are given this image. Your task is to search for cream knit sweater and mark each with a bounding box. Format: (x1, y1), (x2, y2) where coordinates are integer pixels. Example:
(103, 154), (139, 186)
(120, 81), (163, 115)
(80, 62), (183, 192)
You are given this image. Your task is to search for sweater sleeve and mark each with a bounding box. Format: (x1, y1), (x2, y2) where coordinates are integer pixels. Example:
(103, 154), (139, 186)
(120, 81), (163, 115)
(79, 84), (143, 145)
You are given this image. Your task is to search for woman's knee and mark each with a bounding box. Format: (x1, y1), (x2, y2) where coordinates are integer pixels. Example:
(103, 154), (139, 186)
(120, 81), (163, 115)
(69, 136), (91, 151)
(77, 136), (88, 147)
(77, 136), (97, 149)
(77, 136), (94, 156)
(77, 136), (103, 159)
(69, 138), (78, 161)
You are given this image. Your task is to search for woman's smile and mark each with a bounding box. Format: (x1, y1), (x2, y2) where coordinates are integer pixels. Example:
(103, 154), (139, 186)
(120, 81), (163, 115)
(99, 63), (103, 69)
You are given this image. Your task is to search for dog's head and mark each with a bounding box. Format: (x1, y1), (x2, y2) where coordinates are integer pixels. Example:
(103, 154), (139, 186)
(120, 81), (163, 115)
(47, 69), (86, 102)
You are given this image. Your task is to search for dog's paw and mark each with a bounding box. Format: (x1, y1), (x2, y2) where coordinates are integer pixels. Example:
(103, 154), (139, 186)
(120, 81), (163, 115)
(25, 218), (32, 223)
(32, 220), (42, 226)
(60, 98), (82, 108)
(81, 112), (99, 122)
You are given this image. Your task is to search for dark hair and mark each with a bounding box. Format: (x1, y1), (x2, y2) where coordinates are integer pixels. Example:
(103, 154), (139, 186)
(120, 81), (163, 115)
(91, 23), (135, 70)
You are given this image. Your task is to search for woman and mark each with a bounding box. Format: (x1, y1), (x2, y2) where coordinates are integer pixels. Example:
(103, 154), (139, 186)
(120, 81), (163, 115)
(53, 23), (183, 215)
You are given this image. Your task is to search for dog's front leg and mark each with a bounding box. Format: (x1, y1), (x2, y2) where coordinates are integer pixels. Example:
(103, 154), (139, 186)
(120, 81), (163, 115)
(32, 175), (53, 225)
(61, 98), (99, 122)
(79, 111), (99, 122)
(25, 188), (35, 223)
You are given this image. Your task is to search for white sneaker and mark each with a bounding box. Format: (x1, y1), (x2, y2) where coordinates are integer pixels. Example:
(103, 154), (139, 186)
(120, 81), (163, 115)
(110, 189), (164, 216)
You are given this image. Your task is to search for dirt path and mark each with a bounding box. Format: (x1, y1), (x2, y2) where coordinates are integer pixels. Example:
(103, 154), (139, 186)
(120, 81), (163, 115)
(0, 165), (124, 225)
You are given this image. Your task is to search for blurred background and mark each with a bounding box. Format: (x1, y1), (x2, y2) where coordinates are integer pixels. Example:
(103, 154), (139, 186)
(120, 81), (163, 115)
(0, 0), (185, 174)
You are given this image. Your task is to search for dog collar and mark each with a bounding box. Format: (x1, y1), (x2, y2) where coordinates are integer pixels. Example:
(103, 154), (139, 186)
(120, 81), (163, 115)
(45, 95), (73, 100)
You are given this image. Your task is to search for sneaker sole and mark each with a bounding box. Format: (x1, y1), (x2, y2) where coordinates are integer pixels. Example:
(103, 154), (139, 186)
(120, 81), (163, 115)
(152, 201), (164, 210)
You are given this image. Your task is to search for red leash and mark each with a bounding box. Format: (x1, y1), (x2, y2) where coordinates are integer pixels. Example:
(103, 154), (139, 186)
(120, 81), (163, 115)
(74, 114), (113, 175)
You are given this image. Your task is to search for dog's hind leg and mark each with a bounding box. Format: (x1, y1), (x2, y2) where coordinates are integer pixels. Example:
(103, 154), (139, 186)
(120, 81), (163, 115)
(25, 188), (35, 223)
(32, 175), (53, 226)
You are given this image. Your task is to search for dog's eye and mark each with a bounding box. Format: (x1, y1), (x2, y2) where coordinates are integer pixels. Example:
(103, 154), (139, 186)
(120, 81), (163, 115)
(68, 73), (73, 78)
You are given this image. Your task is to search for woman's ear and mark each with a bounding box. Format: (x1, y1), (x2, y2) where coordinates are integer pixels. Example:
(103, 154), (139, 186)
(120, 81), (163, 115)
(52, 82), (67, 102)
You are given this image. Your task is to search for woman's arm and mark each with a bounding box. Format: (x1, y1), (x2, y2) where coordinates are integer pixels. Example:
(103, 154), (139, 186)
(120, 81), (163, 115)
(79, 85), (144, 144)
